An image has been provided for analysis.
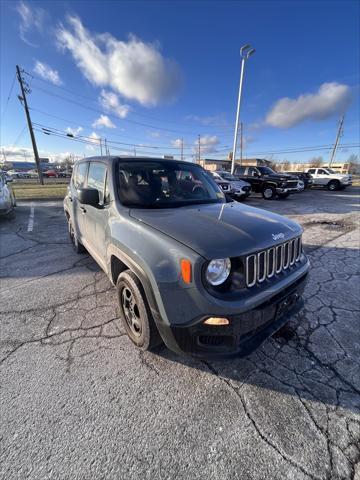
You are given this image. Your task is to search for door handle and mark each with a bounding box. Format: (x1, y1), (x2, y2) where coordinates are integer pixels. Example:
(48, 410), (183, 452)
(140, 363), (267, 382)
(80, 206), (87, 214)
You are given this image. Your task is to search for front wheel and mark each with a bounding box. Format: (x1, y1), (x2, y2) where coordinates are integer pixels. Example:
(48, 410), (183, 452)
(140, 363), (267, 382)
(327, 180), (340, 191)
(117, 270), (162, 351)
(262, 185), (276, 200)
(68, 217), (86, 254)
(277, 192), (290, 199)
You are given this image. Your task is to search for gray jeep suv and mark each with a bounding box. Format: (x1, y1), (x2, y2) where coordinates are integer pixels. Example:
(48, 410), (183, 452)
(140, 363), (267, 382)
(64, 157), (309, 358)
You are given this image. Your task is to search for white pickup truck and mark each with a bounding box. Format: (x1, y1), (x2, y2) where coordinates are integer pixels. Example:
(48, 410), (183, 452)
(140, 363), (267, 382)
(305, 167), (352, 191)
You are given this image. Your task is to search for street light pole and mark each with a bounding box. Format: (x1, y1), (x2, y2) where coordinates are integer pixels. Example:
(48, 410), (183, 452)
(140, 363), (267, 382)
(231, 45), (255, 174)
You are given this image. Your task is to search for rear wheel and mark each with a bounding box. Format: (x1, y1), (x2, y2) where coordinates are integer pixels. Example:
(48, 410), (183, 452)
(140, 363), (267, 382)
(327, 180), (340, 191)
(117, 270), (162, 351)
(262, 185), (276, 200)
(67, 217), (86, 254)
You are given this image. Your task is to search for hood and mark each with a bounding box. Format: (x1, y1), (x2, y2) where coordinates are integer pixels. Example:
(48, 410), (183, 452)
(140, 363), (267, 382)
(332, 174), (351, 180)
(263, 173), (298, 181)
(129, 202), (302, 259)
(229, 179), (251, 188)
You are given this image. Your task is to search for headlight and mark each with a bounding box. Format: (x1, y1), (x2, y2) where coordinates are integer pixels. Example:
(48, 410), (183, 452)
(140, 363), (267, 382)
(205, 258), (231, 285)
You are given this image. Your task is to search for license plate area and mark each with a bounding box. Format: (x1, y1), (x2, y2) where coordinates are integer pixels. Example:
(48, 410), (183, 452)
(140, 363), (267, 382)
(276, 292), (300, 319)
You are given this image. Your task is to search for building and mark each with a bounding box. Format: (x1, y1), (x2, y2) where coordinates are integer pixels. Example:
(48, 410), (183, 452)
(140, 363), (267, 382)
(199, 157), (272, 171)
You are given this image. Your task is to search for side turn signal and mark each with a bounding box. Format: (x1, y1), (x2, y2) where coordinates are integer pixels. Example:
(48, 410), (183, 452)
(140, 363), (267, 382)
(180, 259), (192, 284)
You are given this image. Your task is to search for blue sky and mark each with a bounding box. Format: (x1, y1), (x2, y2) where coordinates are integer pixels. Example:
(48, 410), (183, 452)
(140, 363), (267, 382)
(1, 0), (359, 164)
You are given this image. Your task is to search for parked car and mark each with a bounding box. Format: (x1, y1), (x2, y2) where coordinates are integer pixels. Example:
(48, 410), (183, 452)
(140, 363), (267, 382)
(0, 173), (16, 218)
(26, 169), (38, 178)
(283, 171), (314, 188)
(57, 171), (72, 178)
(64, 157), (309, 358)
(215, 171), (251, 200)
(43, 169), (58, 178)
(305, 167), (352, 191)
(210, 171), (232, 195)
(234, 165), (300, 199)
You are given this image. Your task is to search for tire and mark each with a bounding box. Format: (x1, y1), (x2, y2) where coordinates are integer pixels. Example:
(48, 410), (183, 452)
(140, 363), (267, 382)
(277, 192), (290, 199)
(116, 270), (162, 351)
(327, 180), (340, 191)
(67, 216), (86, 254)
(262, 185), (276, 200)
(6, 208), (16, 220)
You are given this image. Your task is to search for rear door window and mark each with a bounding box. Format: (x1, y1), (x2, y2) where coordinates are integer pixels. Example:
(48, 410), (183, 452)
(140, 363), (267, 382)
(308, 169), (316, 174)
(236, 166), (246, 175)
(87, 162), (107, 204)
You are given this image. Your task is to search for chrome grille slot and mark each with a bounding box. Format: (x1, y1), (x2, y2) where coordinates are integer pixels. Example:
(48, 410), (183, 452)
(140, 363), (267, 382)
(267, 247), (275, 278)
(275, 244), (283, 273)
(297, 237), (302, 261)
(290, 239), (297, 265)
(245, 236), (303, 288)
(283, 242), (291, 269)
(257, 251), (267, 283)
(246, 255), (257, 288)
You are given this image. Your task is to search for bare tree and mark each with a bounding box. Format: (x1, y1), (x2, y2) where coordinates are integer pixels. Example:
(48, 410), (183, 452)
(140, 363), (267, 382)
(309, 156), (323, 167)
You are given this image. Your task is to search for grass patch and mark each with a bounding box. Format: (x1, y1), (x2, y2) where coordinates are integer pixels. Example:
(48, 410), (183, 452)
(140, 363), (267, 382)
(13, 184), (68, 199)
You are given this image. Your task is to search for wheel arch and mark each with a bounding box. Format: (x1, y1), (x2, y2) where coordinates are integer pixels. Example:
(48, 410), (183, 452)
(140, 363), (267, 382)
(108, 246), (164, 327)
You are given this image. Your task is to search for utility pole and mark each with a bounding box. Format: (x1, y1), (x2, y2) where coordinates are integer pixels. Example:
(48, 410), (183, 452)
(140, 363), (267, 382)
(16, 65), (44, 184)
(240, 122), (243, 163)
(231, 45), (255, 174)
(198, 134), (201, 164)
(99, 138), (103, 156)
(181, 138), (184, 161)
(133, 146), (136, 157)
(104, 138), (109, 156)
(329, 115), (344, 167)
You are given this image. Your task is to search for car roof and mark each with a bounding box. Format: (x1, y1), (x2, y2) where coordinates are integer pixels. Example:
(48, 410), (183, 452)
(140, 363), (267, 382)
(74, 156), (201, 168)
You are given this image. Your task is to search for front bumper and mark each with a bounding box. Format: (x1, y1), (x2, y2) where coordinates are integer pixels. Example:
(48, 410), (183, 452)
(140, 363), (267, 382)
(276, 187), (299, 194)
(163, 271), (308, 359)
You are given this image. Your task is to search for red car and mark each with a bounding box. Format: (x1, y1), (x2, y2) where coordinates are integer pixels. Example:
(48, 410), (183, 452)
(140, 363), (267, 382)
(43, 170), (58, 178)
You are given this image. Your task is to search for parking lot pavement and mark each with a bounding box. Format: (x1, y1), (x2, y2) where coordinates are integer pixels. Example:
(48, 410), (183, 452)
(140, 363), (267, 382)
(0, 188), (359, 480)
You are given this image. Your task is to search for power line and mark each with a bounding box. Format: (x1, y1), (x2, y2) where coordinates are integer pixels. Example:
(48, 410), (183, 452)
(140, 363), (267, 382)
(26, 71), (231, 130)
(30, 83), (216, 135)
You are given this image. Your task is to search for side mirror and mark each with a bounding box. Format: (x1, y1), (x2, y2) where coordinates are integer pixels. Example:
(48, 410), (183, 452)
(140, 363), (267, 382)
(77, 188), (99, 207)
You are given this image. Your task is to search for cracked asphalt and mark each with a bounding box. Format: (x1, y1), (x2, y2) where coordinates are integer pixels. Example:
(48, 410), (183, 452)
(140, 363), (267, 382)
(0, 188), (359, 480)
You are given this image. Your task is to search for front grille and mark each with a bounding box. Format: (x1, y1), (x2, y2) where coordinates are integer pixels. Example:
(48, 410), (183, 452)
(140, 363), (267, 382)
(286, 181), (298, 188)
(245, 237), (302, 288)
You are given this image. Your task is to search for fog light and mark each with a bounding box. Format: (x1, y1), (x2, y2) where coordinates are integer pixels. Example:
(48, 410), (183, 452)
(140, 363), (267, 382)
(203, 317), (229, 326)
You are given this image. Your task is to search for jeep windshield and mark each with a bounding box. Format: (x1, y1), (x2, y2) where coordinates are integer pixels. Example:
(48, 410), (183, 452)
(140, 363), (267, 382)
(117, 160), (226, 208)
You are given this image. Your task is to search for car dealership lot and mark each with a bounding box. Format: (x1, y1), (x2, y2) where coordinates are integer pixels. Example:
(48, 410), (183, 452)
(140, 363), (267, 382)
(1, 189), (359, 480)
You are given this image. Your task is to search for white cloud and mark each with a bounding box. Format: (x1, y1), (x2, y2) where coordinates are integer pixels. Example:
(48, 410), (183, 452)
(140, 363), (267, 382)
(56, 15), (182, 106)
(92, 114), (116, 129)
(266, 83), (352, 128)
(195, 135), (220, 155)
(99, 90), (130, 118)
(86, 132), (102, 151)
(16, 1), (45, 47)
(66, 126), (83, 136)
(1, 146), (75, 163)
(149, 131), (161, 138)
(186, 114), (229, 127)
(34, 61), (62, 85)
(171, 138), (183, 148)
